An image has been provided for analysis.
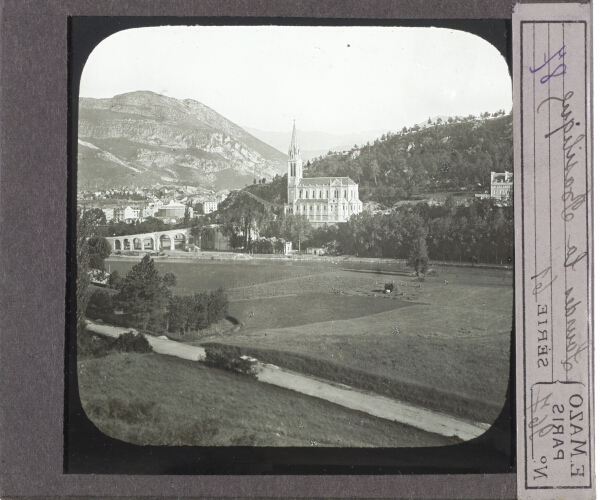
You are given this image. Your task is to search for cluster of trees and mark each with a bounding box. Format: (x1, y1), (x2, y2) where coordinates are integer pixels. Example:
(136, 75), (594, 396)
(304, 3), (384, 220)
(306, 112), (513, 206)
(87, 235), (112, 272)
(244, 173), (288, 205)
(87, 254), (228, 335)
(251, 237), (286, 254)
(216, 189), (314, 252)
(304, 196), (513, 266)
(77, 210), (228, 338)
(107, 217), (172, 237)
(166, 289), (228, 335)
(218, 179), (513, 265)
(217, 194), (274, 249)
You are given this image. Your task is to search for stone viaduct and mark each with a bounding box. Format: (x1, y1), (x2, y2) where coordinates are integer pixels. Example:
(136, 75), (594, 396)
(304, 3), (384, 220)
(106, 228), (195, 252)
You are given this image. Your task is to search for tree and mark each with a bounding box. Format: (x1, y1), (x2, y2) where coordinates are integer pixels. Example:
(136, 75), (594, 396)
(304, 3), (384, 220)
(366, 158), (381, 186)
(83, 207), (107, 227)
(76, 208), (92, 338)
(283, 214), (313, 251)
(403, 213), (429, 275)
(163, 272), (177, 287)
(87, 235), (111, 271)
(409, 237), (429, 276)
(87, 289), (114, 318)
(183, 206), (191, 227)
(219, 192), (274, 251)
(107, 270), (122, 289)
(115, 254), (171, 330)
(190, 217), (210, 249)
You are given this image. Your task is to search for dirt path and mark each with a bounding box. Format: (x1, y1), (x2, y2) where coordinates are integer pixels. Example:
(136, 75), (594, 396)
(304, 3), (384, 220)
(85, 321), (206, 361)
(256, 365), (489, 441)
(85, 320), (489, 441)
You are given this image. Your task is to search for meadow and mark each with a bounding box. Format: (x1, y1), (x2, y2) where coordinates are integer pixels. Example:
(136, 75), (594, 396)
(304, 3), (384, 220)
(89, 256), (513, 443)
(78, 351), (457, 447)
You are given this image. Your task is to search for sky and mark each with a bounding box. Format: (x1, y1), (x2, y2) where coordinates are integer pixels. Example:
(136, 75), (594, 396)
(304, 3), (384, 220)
(80, 26), (512, 136)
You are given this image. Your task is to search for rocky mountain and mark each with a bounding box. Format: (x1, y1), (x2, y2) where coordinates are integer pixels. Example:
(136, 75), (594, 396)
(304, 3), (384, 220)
(77, 91), (287, 191)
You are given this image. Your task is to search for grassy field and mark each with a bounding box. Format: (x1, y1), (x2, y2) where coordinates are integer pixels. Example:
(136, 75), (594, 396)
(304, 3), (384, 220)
(105, 258), (334, 293)
(203, 264), (512, 424)
(227, 292), (416, 333)
(87, 256), (512, 442)
(78, 351), (458, 447)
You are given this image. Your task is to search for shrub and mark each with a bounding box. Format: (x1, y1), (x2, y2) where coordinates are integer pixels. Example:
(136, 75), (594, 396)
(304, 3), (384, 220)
(78, 329), (153, 358)
(77, 329), (116, 358)
(107, 270), (122, 289)
(89, 254), (106, 272)
(163, 272), (177, 287)
(204, 347), (257, 377)
(112, 331), (153, 353)
(87, 289), (114, 317)
(166, 289), (228, 335)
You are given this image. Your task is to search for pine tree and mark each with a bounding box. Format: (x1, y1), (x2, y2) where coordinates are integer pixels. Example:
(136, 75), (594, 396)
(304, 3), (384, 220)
(115, 254), (171, 330)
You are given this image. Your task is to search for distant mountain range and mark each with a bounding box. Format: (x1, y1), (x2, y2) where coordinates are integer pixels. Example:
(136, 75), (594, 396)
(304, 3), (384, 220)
(242, 126), (389, 161)
(77, 91), (287, 191)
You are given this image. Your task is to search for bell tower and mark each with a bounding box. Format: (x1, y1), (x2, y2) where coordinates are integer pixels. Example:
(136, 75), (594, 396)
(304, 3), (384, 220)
(287, 121), (302, 204)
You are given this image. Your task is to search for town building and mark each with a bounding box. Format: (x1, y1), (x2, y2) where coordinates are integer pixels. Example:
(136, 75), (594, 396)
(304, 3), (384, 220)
(490, 171), (513, 200)
(156, 199), (186, 219)
(114, 206), (140, 223)
(285, 122), (362, 227)
(202, 200), (218, 214)
(102, 208), (114, 223)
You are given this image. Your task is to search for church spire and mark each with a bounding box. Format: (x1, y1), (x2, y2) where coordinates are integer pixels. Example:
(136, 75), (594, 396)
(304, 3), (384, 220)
(288, 120), (300, 159)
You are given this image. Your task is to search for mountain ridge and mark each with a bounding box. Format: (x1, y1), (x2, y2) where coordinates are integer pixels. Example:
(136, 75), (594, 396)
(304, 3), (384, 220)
(78, 91), (287, 191)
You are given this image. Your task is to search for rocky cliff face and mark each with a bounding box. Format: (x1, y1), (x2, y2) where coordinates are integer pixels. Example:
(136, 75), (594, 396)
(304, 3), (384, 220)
(77, 91), (287, 190)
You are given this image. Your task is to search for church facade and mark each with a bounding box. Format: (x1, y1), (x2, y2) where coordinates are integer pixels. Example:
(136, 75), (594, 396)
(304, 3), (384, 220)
(286, 123), (362, 227)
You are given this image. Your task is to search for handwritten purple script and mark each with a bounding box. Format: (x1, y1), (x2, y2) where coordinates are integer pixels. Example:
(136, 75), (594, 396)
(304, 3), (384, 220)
(530, 45), (566, 84)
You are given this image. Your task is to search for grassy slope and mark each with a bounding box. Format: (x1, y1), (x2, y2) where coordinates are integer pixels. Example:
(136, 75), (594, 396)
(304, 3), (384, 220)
(78, 352), (457, 448)
(227, 293), (415, 333)
(207, 267), (513, 424)
(92, 260), (512, 424)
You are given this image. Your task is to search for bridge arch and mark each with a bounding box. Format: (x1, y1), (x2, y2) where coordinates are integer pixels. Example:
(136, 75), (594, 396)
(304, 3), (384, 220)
(159, 234), (172, 250)
(173, 233), (186, 250)
(132, 237), (143, 250)
(143, 236), (155, 250)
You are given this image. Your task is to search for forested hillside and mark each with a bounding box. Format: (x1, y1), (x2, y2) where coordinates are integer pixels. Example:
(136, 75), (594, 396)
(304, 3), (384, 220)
(306, 111), (512, 206)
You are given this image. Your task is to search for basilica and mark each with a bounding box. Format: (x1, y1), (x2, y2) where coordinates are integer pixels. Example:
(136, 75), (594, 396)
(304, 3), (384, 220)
(286, 122), (362, 227)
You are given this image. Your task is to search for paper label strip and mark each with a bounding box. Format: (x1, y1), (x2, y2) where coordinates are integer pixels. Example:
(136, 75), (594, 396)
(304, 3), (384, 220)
(514, 3), (594, 499)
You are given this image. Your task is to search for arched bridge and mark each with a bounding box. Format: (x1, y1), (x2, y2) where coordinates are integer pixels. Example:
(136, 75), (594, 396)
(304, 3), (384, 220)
(106, 228), (195, 252)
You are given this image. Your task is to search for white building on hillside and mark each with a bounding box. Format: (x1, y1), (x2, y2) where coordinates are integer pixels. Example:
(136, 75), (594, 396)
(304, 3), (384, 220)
(202, 200), (218, 214)
(490, 171), (513, 200)
(114, 206), (140, 223)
